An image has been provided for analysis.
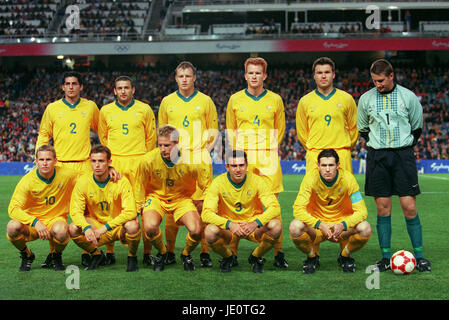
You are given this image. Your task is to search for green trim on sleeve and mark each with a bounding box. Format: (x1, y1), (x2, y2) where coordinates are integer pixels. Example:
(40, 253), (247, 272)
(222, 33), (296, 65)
(83, 226), (92, 232)
(255, 219), (263, 228)
(105, 223), (112, 231)
(31, 218), (39, 227)
(341, 221), (348, 231)
(225, 220), (231, 230)
(314, 220), (322, 229)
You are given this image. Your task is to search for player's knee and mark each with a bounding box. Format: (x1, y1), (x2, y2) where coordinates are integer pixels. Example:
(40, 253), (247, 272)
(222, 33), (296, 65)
(124, 220), (140, 235)
(204, 224), (220, 243)
(267, 218), (282, 238)
(6, 220), (23, 238)
(52, 222), (69, 241)
(189, 225), (202, 241)
(356, 221), (372, 238)
(289, 219), (306, 238)
(68, 223), (81, 237)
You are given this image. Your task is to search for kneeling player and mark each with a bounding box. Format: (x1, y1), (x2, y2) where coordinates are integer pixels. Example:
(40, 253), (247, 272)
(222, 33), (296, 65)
(289, 149), (371, 274)
(134, 125), (211, 271)
(202, 150), (282, 273)
(6, 145), (79, 271)
(69, 145), (141, 272)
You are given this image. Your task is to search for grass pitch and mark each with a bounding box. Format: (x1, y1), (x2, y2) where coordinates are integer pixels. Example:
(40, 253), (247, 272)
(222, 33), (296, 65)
(0, 174), (448, 301)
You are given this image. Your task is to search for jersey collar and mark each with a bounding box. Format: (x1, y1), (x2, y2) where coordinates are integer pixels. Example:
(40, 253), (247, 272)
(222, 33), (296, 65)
(176, 90), (198, 102)
(36, 168), (56, 184)
(93, 174), (110, 188)
(62, 97), (81, 109)
(244, 88), (267, 101)
(314, 87), (336, 101)
(115, 99), (135, 111)
(319, 170), (339, 187)
(378, 83), (397, 95)
(160, 151), (181, 167)
(227, 172), (247, 189)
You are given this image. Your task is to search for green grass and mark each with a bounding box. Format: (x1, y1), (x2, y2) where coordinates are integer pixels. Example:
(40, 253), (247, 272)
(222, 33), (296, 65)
(0, 174), (448, 300)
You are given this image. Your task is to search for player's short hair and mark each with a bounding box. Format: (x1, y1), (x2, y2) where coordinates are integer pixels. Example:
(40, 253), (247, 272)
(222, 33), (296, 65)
(312, 57), (335, 73)
(370, 59), (394, 76)
(62, 71), (83, 86)
(36, 145), (56, 159)
(158, 124), (179, 142)
(175, 61), (196, 75)
(225, 150), (248, 165)
(317, 149), (339, 164)
(114, 75), (134, 88)
(90, 145), (111, 161)
(244, 57), (268, 74)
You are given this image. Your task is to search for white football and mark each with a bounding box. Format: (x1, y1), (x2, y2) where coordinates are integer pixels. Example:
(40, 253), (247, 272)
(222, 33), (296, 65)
(390, 250), (416, 275)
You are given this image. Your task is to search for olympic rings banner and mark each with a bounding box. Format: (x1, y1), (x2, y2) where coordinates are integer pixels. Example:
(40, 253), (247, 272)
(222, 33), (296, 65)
(2, 38), (449, 56)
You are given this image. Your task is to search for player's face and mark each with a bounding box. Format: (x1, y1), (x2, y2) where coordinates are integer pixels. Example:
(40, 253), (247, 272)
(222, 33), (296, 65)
(36, 151), (57, 178)
(158, 135), (179, 161)
(62, 76), (83, 101)
(90, 152), (112, 179)
(244, 64), (267, 91)
(175, 67), (196, 94)
(313, 64), (335, 91)
(226, 157), (248, 184)
(318, 156), (339, 182)
(114, 80), (135, 106)
(371, 72), (395, 93)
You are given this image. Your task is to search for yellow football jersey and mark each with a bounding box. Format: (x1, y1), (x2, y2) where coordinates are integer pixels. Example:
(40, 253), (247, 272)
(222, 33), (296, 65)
(293, 168), (367, 229)
(98, 99), (157, 156)
(134, 148), (212, 209)
(36, 98), (99, 161)
(70, 174), (137, 232)
(296, 88), (358, 151)
(202, 171), (281, 229)
(159, 90), (218, 152)
(226, 89), (285, 151)
(8, 167), (80, 225)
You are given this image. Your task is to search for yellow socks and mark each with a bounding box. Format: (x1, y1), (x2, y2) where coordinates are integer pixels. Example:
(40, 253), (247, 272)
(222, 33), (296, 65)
(210, 238), (233, 258)
(125, 230), (141, 257)
(341, 234), (370, 257)
(252, 233), (277, 258)
(164, 214), (179, 253)
(291, 232), (315, 257)
(181, 232), (200, 256)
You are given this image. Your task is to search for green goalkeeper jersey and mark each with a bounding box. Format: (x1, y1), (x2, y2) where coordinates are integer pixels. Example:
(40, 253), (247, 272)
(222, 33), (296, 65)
(357, 84), (423, 149)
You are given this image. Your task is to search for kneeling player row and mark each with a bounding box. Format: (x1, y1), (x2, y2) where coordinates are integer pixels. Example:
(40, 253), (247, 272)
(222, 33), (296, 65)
(8, 140), (385, 274)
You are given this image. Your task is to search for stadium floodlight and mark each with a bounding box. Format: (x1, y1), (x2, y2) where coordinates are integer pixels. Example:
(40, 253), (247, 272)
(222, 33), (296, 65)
(30, 37), (36, 42)
(16, 39), (20, 43)
(388, 6), (398, 10)
(57, 55), (64, 60)
(52, 37), (58, 43)
(117, 35), (121, 41)
(148, 35), (152, 41)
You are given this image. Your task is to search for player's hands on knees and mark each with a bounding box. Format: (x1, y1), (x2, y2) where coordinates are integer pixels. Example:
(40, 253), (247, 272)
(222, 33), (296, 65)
(94, 226), (108, 240)
(35, 220), (50, 240)
(318, 222), (333, 240)
(240, 221), (258, 236)
(329, 223), (345, 242)
(85, 228), (98, 246)
(228, 221), (246, 237)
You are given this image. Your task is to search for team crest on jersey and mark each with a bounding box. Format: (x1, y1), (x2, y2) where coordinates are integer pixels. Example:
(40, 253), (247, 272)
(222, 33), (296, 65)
(89, 192), (96, 198)
(81, 111), (87, 117)
(169, 106), (176, 113)
(195, 106), (201, 112)
(155, 169), (162, 177)
(337, 104), (342, 108)
(247, 190), (253, 195)
(134, 113), (139, 117)
(239, 106), (248, 112)
(310, 106), (318, 112)
(57, 112), (64, 118)
(266, 105), (273, 110)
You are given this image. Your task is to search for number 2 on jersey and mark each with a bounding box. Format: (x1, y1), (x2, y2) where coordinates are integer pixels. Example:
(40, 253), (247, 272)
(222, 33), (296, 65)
(70, 122), (77, 134)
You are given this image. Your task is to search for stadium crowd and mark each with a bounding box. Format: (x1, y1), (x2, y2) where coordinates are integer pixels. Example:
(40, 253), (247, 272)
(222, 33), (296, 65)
(1, 64), (448, 162)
